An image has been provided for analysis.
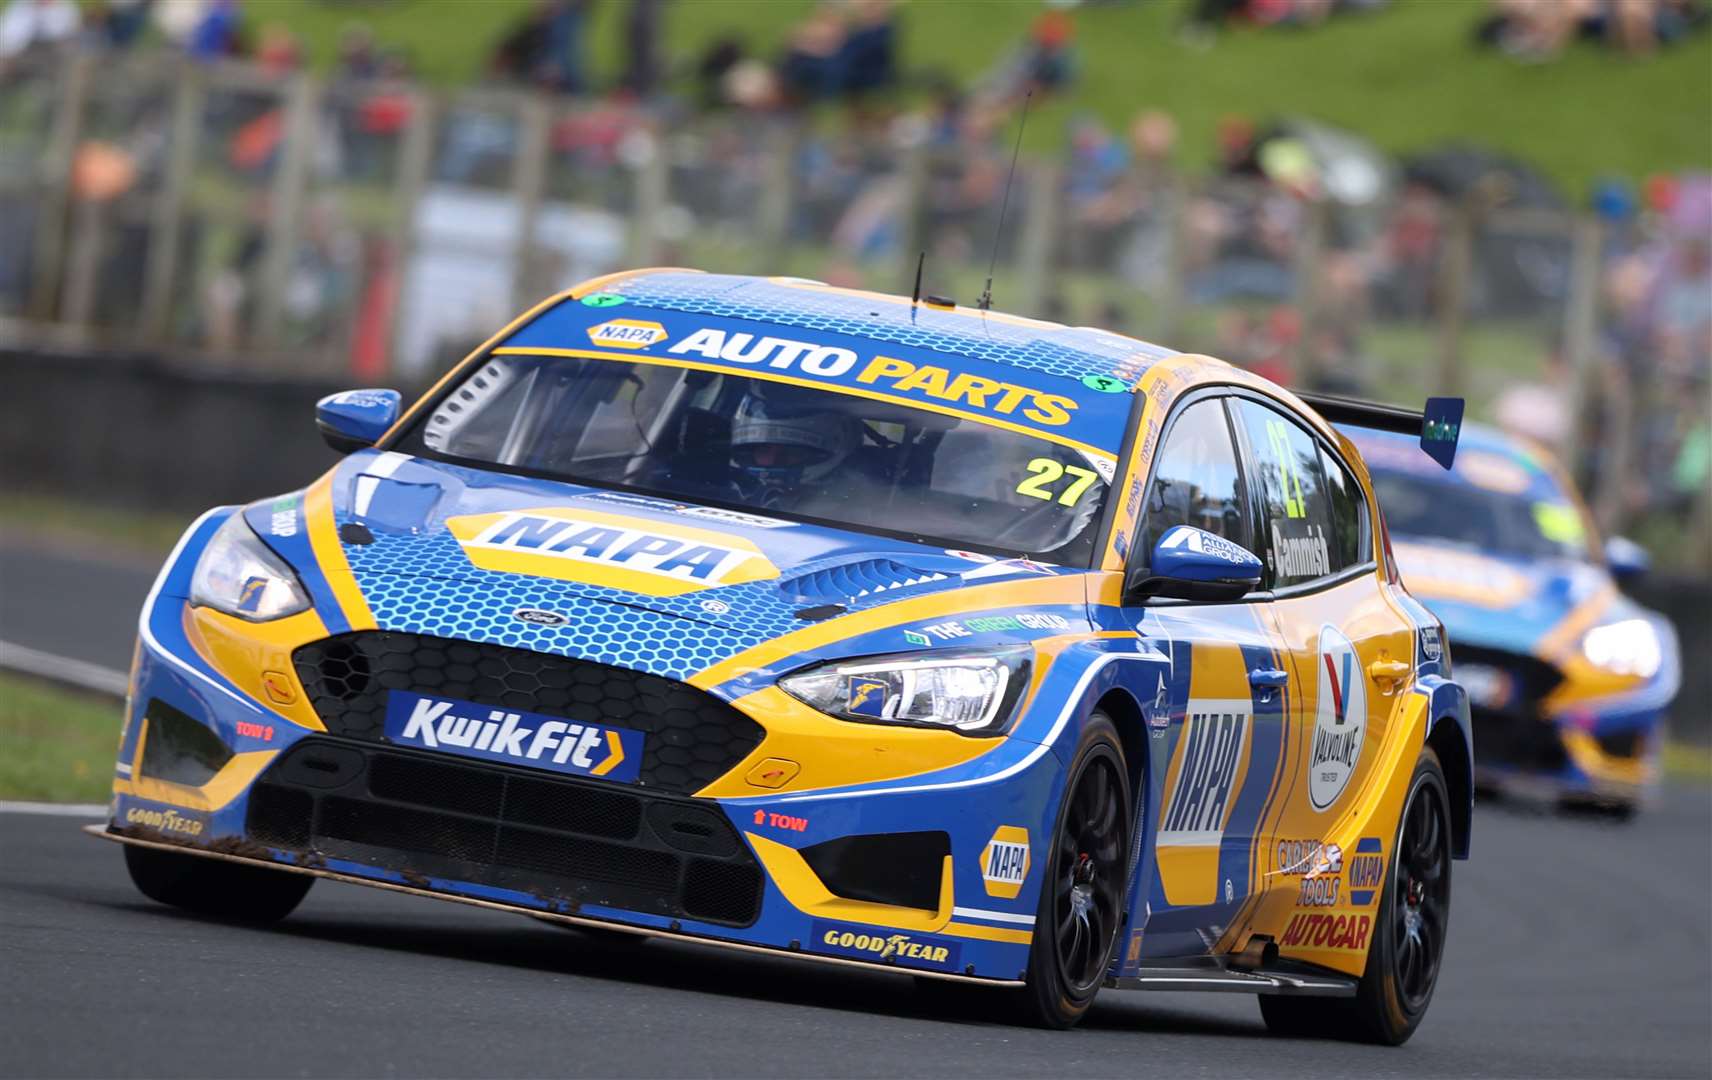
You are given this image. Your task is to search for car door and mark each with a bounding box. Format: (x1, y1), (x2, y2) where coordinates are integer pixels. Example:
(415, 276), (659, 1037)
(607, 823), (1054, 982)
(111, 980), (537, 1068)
(1119, 393), (1294, 958)
(1228, 397), (1416, 890)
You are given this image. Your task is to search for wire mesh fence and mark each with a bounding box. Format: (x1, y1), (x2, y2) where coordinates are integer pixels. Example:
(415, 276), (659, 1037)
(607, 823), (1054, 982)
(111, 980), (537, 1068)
(0, 53), (1705, 558)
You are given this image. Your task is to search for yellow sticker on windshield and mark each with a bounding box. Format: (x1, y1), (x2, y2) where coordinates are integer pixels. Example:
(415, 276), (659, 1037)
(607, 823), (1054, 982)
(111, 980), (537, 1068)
(1532, 502), (1585, 545)
(1016, 458), (1100, 506)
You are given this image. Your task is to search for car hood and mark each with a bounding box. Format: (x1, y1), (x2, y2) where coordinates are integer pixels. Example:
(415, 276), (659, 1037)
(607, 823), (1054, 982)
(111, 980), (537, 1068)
(1389, 538), (1618, 657)
(250, 452), (1091, 687)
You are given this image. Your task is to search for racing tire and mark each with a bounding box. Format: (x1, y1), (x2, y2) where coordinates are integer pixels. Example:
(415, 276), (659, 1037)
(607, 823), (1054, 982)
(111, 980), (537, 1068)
(124, 843), (313, 924)
(1014, 711), (1130, 1030)
(1259, 746), (1453, 1045)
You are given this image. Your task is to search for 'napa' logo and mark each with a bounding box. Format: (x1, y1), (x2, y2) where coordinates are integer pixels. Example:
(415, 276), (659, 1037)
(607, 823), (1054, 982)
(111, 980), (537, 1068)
(981, 825), (1031, 899)
(587, 318), (668, 350)
(1159, 701), (1252, 848)
(447, 507), (779, 596)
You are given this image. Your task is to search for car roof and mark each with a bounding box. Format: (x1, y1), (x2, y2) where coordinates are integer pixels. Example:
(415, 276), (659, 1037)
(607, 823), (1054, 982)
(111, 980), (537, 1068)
(534, 269), (1183, 387)
(1345, 420), (1569, 502)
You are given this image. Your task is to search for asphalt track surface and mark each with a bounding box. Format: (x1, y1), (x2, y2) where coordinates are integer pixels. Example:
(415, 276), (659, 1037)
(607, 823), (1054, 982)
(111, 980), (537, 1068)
(2, 540), (1710, 1078)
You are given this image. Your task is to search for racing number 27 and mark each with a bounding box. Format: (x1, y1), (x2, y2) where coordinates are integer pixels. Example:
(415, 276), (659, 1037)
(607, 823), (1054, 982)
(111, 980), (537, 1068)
(1016, 458), (1099, 506)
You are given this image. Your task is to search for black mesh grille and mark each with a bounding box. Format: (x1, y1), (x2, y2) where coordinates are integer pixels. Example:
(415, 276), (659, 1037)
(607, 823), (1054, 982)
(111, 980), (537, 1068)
(1456, 645), (1568, 772)
(1595, 728), (1643, 759)
(292, 632), (766, 793)
(139, 699), (233, 786)
(801, 832), (949, 911)
(247, 737), (762, 926)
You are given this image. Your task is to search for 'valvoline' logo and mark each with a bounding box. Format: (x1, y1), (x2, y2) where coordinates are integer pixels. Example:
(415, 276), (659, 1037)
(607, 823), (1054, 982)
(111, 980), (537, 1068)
(384, 691), (643, 783)
(1309, 626), (1366, 811)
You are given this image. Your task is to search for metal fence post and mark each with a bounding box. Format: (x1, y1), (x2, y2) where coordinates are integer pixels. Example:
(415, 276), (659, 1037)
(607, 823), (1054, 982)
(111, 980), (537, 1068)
(1016, 160), (1057, 316)
(138, 65), (204, 340)
(756, 120), (796, 271)
(627, 121), (667, 267)
(510, 93), (551, 314)
(1290, 195), (1328, 384)
(1592, 363), (1635, 534)
(385, 87), (435, 379)
(893, 136), (928, 290)
(1559, 214), (1603, 467)
(252, 73), (319, 353)
(1433, 200), (1475, 397)
(27, 49), (92, 321)
(1156, 173), (1190, 346)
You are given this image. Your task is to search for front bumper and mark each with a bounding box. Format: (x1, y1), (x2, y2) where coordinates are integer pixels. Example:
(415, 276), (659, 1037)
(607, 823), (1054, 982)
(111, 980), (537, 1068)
(108, 591), (1060, 982)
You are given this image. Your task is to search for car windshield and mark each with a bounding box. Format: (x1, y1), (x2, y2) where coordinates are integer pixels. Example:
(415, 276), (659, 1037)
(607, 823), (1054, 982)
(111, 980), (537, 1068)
(1369, 469), (1591, 562)
(402, 352), (1113, 564)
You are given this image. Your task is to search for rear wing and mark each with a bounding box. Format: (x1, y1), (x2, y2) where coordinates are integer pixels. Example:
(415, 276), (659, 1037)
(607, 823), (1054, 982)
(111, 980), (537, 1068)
(1298, 393), (1464, 470)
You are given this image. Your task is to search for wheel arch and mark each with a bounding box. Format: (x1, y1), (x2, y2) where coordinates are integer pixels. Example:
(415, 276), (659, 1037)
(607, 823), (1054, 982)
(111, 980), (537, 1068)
(1426, 714), (1472, 859)
(1092, 687), (1150, 823)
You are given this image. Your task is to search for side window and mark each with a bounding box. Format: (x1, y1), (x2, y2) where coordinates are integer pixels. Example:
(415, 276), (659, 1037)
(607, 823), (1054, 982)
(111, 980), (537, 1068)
(1136, 398), (1248, 564)
(1319, 444), (1368, 569)
(1232, 400), (1340, 588)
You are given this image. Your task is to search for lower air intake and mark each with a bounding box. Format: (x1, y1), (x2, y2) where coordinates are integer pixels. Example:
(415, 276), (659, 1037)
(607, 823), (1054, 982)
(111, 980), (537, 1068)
(247, 737), (763, 926)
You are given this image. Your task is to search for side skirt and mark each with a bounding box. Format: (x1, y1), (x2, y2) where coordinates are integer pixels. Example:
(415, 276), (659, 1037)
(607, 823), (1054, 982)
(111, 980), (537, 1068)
(1108, 958), (1358, 997)
(87, 825), (1022, 988)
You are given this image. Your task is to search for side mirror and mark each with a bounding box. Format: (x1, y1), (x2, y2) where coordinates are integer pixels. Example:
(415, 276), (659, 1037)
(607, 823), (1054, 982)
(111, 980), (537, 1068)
(316, 389), (401, 453)
(1604, 535), (1650, 584)
(1125, 525), (1264, 604)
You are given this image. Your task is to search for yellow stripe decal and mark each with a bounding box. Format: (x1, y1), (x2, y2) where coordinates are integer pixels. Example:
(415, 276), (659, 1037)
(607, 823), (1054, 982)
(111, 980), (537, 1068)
(688, 575), (1088, 690)
(113, 718), (279, 812)
(940, 921), (1034, 945)
(303, 470), (376, 631)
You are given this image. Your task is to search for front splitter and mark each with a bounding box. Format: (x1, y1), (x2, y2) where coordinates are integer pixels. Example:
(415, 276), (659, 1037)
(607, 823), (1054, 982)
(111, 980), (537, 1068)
(86, 825), (1024, 987)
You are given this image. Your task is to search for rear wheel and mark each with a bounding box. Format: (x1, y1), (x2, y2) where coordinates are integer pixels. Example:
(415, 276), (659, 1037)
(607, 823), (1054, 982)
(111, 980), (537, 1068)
(1259, 747), (1453, 1045)
(124, 843), (313, 924)
(1015, 712), (1129, 1029)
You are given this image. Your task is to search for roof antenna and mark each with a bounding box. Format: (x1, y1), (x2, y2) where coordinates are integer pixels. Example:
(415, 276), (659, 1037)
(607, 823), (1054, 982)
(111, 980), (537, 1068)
(910, 250), (925, 307)
(978, 90), (1032, 313)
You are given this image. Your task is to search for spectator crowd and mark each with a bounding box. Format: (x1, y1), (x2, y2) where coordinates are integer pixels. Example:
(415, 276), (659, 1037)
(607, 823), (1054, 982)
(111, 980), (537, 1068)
(0, 0), (1706, 542)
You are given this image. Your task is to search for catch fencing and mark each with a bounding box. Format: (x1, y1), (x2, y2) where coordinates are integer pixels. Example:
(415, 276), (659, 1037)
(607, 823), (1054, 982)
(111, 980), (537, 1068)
(0, 50), (1706, 560)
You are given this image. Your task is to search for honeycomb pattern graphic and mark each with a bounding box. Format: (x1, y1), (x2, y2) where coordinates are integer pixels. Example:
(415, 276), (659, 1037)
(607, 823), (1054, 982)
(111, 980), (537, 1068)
(293, 631), (766, 793)
(580, 272), (1178, 384)
(342, 520), (794, 681)
(337, 510), (990, 685)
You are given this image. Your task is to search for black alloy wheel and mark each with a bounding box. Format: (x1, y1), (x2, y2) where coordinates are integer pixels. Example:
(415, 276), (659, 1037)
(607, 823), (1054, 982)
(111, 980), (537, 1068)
(1014, 711), (1130, 1029)
(1392, 768), (1450, 1012)
(1054, 757), (1126, 995)
(1259, 747), (1454, 1045)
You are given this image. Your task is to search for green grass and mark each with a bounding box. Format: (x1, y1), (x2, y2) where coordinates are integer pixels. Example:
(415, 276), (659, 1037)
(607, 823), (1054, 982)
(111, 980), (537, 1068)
(235, 0), (1712, 195)
(1663, 739), (1712, 784)
(0, 673), (123, 803)
(0, 492), (190, 562)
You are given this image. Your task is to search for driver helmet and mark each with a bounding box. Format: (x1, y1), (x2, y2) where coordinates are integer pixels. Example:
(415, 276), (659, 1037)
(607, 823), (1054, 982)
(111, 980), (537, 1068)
(730, 390), (860, 490)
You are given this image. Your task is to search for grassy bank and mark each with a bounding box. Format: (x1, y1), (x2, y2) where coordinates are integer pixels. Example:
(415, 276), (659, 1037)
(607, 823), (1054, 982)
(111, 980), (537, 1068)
(255, 0), (1712, 195)
(0, 492), (188, 563)
(0, 673), (123, 803)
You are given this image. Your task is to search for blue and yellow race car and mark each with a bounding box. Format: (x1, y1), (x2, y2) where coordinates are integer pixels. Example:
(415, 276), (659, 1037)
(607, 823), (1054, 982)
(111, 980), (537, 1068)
(99, 269), (1472, 1043)
(1348, 423), (1679, 815)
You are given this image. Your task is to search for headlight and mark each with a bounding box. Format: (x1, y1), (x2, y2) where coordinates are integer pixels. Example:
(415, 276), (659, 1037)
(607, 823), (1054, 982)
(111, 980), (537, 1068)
(1581, 618), (1661, 679)
(189, 514), (310, 622)
(779, 647), (1031, 736)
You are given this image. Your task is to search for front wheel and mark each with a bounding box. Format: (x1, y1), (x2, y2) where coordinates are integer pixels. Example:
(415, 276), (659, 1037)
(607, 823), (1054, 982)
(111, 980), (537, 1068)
(1015, 711), (1130, 1029)
(124, 843), (313, 923)
(1259, 746), (1454, 1045)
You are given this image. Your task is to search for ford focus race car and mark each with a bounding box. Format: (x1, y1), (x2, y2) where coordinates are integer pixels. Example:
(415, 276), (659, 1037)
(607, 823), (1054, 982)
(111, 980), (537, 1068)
(1347, 423), (1679, 815)
(98, 269), (1472, 1043)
